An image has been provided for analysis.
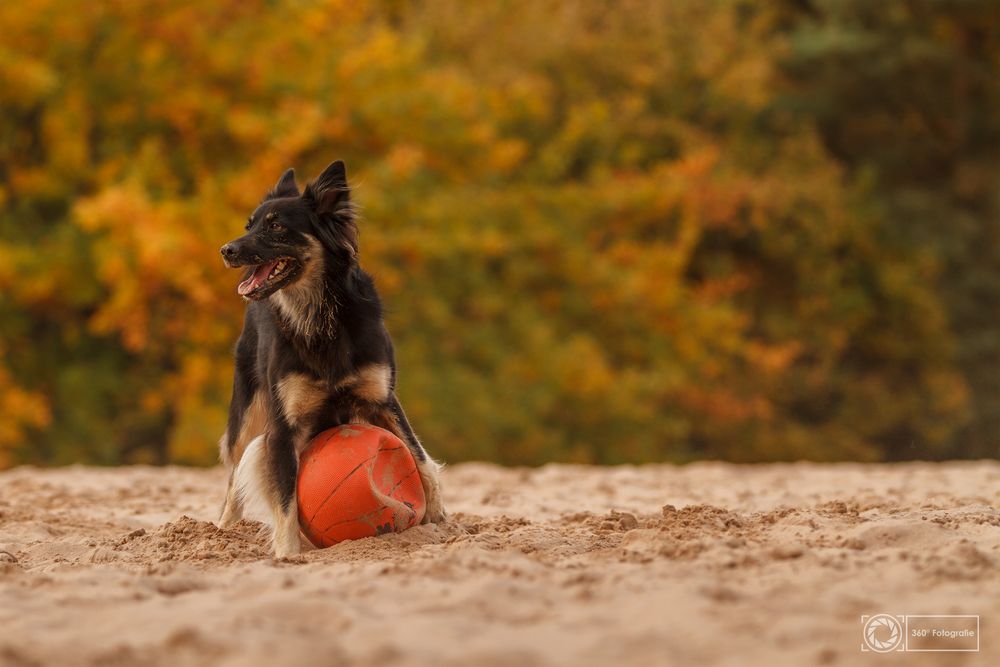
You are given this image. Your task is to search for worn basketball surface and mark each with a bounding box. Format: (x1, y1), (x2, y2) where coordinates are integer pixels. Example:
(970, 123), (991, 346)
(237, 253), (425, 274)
(296, 423), (425, 547)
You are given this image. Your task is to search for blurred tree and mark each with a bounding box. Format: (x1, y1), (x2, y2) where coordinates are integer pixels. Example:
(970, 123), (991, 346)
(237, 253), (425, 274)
(779, 0), (1000, 458)
(0, 0), (988, 467)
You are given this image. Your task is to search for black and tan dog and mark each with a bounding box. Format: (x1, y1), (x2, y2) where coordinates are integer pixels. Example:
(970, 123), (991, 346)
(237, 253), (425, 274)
(217, 160), (445, 556)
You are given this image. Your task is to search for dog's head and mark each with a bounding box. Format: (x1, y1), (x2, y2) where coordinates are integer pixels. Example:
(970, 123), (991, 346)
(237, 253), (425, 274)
(220, 160), (358, 301)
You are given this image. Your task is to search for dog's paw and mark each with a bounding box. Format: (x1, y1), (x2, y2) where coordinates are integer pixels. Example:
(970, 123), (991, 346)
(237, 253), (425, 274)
(272, 510), (303, 557)
(218, 505), (242, 530)
(273, 540), (301, 559)
(422, 507), (448, 524)
(422, 496), (448, 524)
(414, 456), (447, 523)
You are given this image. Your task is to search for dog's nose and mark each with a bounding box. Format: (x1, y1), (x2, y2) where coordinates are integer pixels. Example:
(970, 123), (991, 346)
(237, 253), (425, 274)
(220, 243), (238, 259)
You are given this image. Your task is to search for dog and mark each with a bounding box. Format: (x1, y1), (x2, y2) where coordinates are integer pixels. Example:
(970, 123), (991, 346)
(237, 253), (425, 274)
(216, 160), (446, 556)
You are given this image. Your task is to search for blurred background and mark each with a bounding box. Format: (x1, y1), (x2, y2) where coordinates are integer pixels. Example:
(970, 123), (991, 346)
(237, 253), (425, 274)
(1, 0), (998, 468)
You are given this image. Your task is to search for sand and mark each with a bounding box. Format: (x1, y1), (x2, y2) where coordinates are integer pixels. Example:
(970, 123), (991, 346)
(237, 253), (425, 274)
(0, 461), (997, 666)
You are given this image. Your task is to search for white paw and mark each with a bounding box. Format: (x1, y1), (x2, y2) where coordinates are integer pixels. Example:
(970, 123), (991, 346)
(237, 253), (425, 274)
(218, 502), (242, 529)
(273, 540), (301, 559)
(423, 497), (448, 524)
(420, 461), (448, 523)
(272, 504), (302, 557)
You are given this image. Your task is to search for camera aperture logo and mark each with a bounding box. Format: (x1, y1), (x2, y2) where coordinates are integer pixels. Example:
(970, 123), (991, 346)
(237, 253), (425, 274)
(863, 615), (903, 652)
(861, 614), (980, 653)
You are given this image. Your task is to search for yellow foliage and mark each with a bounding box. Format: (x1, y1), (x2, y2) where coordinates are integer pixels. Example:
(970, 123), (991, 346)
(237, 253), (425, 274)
(0, 0), (977, 467)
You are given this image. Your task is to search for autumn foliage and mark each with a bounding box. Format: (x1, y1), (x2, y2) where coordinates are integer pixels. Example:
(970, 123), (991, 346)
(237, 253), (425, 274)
(1, 1), (997, 467)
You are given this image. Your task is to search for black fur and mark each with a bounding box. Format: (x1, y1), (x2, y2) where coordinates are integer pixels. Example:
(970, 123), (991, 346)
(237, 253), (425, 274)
(220, 161), (433, 521)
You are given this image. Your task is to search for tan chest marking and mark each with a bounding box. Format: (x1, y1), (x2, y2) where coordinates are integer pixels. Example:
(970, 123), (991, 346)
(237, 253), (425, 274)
(276, 373), (328, 429)
(272, 236), (328, 338)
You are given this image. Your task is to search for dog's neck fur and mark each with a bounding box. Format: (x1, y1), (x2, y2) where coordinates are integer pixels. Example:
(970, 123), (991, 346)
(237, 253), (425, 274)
(271, 236), (338, 341)
(269, 237), (379, 384)
(273, 278), (338, 343)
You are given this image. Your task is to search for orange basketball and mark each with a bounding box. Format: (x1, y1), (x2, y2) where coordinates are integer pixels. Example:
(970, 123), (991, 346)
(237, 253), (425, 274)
(297, 424), (425, 547)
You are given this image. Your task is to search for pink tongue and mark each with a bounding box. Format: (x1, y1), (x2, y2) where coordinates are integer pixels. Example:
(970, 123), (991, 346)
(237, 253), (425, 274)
(237, 260), (278, 296)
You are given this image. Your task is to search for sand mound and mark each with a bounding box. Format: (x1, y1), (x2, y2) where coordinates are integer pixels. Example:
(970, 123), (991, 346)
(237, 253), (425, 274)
(0, 461), (997, 666)
(112, 517), (271, 565)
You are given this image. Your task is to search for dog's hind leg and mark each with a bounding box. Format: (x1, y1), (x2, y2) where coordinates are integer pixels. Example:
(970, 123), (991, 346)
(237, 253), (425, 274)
(219, 328), (267, 529)
(218, 390), (268, 529)
(228, 432), (302, 558)
(218, 468), (244, 529)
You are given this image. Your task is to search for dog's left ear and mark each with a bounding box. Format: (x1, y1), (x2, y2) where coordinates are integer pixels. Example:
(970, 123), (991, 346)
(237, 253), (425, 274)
(264, 168), (299, 201)
(304, 160), (358, 256)
(304, 160), (351, 215)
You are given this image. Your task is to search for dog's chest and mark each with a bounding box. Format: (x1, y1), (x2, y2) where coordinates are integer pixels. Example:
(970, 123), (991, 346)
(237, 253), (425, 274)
(274, 364), (392, 436)
(276, 373), (328, 430)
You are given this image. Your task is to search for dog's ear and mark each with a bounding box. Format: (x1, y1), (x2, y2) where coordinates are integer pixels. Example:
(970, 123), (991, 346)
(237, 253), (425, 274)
(304, 160), (358, 256)
(263, 168), (299, 201)
(304, 160), (350, 214)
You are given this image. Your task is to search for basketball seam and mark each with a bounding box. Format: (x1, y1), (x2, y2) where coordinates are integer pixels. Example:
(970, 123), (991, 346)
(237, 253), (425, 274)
(386, 465), (417, 496)
(314, 466), (420, 538)
(305, 453), (377, 524)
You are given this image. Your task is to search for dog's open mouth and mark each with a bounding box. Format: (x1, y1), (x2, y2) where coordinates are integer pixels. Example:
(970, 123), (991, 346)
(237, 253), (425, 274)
(237, 257), (299, 299)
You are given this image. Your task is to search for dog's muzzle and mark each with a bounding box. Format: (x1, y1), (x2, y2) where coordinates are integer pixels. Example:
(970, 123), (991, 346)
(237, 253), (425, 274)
(221, 243), (242, 268)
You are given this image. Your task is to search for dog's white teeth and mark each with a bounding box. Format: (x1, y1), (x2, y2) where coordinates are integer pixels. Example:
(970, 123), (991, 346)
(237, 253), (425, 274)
(263, 260), (288, 282)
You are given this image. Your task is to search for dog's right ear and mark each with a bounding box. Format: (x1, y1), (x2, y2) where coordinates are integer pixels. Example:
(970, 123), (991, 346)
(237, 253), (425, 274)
(263, 168), (299, 201)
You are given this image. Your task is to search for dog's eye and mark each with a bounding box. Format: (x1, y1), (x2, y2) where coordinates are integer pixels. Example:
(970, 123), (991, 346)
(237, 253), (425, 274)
(245, 216), (253, 231)
(264, 211), (283, 232)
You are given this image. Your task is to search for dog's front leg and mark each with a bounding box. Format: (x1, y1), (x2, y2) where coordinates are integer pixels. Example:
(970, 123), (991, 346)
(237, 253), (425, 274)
(264, 420), (301, 558)
(229, 420), (301, 558)
(378, 395), (447, 524)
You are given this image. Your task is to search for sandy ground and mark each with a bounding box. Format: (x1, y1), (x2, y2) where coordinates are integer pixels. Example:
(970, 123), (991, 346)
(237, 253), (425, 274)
(0, 461), (998, 667)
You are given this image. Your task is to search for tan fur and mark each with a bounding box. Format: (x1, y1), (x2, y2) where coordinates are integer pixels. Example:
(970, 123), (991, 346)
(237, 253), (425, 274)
(276, 373), (327, 430)
(272, 503), (302, 557)
(273, 236), (330, 338)
(220, 390), (269, 469)
(335, 363), (391, 403)
(218, 430), (230, 467)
